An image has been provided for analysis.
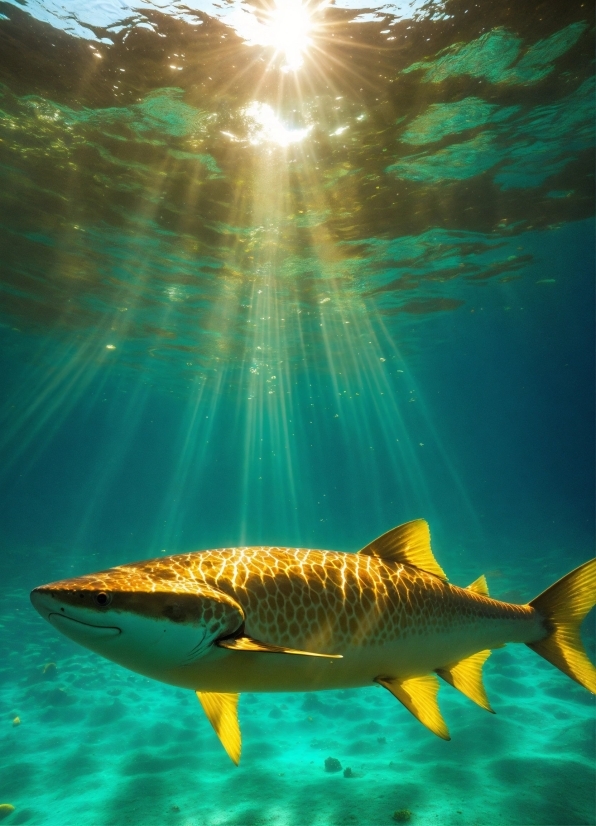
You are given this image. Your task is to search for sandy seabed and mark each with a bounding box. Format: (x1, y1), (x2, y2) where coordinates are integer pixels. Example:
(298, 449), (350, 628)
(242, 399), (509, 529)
(1, 571), (594, 826)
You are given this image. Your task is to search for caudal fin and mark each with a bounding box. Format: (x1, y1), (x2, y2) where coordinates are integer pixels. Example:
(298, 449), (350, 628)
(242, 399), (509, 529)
(528, 559), (596, 693)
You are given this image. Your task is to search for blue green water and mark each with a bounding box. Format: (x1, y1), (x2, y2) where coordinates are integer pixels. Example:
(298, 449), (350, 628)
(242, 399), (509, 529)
(0, 0), (594, 822)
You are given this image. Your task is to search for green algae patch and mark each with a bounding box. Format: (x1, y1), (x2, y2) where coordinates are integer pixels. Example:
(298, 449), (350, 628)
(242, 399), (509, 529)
(0, 85), (212, 161)
(0, 804), (15, 819)
(45, 87), (210, 139)
(390, 75), (594, 188)
(388, 133), (498, 183)
(129, 88), (208, 137)
(167, 150), (222, 178)
(502, 22), (588, 85)
(400, 98), (518, 145)
(403, 22), (587, 86)
(404, 28), (521, 85)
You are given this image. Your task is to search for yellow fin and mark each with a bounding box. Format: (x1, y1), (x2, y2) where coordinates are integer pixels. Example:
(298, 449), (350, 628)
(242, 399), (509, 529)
(528, 558), (596, 693)
(467, 575), (489, 596)
(376, 674), (450, 740)
(436, 650), (494, 712)
(196, 691), (241, 765)
(217, 636), (342, 658)
(358, 519), (447, 581)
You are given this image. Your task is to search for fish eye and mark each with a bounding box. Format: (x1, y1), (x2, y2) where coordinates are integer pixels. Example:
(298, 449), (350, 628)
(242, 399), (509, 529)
(94, 591), (112, 607)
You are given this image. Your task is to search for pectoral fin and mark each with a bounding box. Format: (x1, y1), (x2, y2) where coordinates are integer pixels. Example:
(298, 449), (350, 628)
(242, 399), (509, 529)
(376, 674), (450, 740)
(217, 636), (342, 658)
(436, 650), (494, 712)
(196, 691), (241, 765)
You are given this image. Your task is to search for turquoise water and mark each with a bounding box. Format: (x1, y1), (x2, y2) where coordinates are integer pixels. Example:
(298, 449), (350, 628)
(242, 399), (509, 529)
(0, 0), (594, 822)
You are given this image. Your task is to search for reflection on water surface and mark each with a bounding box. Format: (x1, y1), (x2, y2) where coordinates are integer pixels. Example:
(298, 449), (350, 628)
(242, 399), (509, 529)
(0, 0), (592, 379)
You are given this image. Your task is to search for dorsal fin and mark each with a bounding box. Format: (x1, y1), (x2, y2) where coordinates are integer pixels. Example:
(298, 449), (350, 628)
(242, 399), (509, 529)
(358, 519), (447, 581)
(375, 674), (450, 740)
(467, 575), (489, 596)
(196, 692), (241, 765)
(436, 650), (494, 712)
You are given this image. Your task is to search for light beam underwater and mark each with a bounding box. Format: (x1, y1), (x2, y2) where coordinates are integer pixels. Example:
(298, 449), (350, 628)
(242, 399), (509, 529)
(31, 519), (596, 765)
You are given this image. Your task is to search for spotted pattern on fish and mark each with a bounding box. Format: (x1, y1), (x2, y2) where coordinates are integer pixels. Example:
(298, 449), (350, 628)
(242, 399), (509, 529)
(41, 546), (532, 654)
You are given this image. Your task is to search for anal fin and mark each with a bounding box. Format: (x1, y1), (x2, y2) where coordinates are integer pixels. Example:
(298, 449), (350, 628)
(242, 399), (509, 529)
(436, 650), (494, 713)
(376, 674), (450, 740)
(196, 691), (241, 765)
(218, 636), (342, 658)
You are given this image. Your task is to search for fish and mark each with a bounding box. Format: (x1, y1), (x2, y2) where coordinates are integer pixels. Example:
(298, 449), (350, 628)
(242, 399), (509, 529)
(30, 519), (596, 764)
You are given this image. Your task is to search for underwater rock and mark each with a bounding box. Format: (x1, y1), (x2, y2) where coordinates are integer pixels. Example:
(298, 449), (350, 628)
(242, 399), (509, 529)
(324, 757), (342, 773)
(46, 687), (75, 706)
(302, 695), (327, 713)
(12, 717), (20, 727)
(0, 804), (15, 819)
(392, 810), (412, 823)
(343, 767), (354, 778)
(363, 720), (382, 733)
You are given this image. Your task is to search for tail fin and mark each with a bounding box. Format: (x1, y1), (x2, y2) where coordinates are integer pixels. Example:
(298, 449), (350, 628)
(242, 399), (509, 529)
(528, 558), (596, 693)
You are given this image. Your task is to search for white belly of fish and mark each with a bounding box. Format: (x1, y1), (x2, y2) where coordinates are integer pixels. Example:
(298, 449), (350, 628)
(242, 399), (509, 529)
(153, 612), (543, 693)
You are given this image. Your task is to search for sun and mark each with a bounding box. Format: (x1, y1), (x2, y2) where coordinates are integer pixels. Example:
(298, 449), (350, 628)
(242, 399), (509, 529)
(263, 0), (313, 71)
(230, 0), (317, 72)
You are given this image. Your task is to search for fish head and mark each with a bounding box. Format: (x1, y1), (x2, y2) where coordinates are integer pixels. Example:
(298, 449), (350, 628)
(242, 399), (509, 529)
(30, 556), (244, 678)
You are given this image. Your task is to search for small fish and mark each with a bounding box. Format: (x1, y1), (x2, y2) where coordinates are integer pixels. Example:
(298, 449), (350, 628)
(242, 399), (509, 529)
(31, 520), (596, 764)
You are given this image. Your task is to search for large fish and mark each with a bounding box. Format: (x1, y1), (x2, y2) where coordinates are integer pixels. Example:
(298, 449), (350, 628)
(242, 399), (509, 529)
(31, 520), (596, 764)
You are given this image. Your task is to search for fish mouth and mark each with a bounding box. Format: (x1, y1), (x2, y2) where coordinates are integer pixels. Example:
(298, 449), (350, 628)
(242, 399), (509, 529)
(48, 613), (121, 638)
